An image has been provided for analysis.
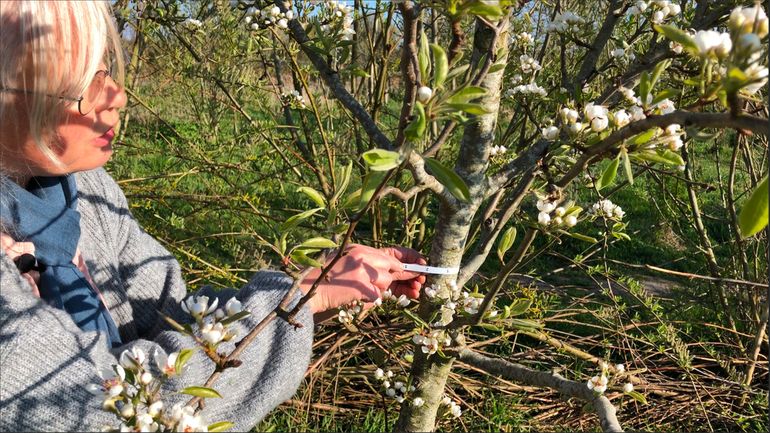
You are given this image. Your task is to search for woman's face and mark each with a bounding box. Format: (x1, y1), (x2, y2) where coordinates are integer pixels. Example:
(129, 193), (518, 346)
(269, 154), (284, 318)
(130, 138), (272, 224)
(1, 63), (127, 181)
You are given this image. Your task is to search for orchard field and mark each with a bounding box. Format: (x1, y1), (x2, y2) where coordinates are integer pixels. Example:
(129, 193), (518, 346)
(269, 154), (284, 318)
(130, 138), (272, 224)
(109, 1), (767, 431)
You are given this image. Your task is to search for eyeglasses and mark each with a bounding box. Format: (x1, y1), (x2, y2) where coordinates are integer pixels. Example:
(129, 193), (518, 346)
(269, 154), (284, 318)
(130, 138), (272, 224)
(0, 68), (112, 116)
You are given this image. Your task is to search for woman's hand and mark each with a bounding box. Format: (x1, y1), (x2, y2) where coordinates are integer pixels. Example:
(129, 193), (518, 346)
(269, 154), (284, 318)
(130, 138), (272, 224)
(299, 244), (427, 314)
(1, 233), (41, 297)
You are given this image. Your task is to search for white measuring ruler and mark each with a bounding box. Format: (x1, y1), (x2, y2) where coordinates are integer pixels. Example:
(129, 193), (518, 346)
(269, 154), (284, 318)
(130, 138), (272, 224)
(401, 263), (459, 275)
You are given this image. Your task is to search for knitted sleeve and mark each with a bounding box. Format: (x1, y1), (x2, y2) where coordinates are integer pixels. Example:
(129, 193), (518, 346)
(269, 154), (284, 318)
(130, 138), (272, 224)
(0, 169), (314, 432)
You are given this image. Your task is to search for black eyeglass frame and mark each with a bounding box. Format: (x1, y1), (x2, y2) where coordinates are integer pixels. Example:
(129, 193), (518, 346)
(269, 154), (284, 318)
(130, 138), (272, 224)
(0, 68), (112, 116)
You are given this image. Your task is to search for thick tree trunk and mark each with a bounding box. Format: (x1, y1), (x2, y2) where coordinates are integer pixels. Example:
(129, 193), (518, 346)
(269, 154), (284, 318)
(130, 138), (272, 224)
(394, 16), (510, 432)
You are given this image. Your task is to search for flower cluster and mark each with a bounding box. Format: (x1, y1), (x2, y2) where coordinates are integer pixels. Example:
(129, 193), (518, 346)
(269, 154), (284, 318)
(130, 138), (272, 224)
(280, 90), (307, 109)
(546, 11), (585, 33)
(181, 295), (249, 347)
(519, 54), (541, 74)
(584, 102), (609, 132)
(587, 362), (634, 396)
(183, 18), (203, 28)
(315, 0), (355, 40)
(89, 348), (208, 432)
(244, 5), (294, 31)
(380, 288), (411, 307)
(489, 144), (508, 157)
(590, 199), (625, 220)
(441, 395), (463, 418)
(337, 300), (363, 324)
(373, 368), (415, 403)
(412, 329), (452, 355)
(506, 83), (547, 98)
(693, 30), (732, 59)
(628, 1), (681, 23)
(511, 31), (534, 47)
(536, 198), (580, 228)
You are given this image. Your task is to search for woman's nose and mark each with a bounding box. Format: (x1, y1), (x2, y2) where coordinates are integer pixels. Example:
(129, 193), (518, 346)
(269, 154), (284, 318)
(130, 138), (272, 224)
(100, 76), (127, 111)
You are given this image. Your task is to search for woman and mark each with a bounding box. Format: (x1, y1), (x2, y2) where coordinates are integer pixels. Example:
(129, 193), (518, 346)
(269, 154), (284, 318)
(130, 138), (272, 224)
(0, 1), (426, 431)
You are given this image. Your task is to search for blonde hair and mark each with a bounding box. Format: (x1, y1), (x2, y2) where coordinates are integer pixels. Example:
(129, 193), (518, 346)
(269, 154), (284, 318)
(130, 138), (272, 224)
(0, 0), (124, 169)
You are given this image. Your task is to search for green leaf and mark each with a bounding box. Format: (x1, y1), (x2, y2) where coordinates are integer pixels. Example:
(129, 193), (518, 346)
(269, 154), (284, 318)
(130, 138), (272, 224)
(487, 63), (507, 73)
(403, 309), (429, 328)
(738, 175), (768, 238)
(181, 386), (222, 399)
(461, 0), (504, 18)
(404, 102), (427, 141)
(632, 149), (685, 166)
(626, 390), (648, 405)
(219, 310), (251, 326)
(424, 157), (471, 202)
(508, 318), (544, 330)
(445, 103), (490, 115)
(446, 64), (470, 80)
(332, 160), (354, 205)
(649, 59), (671, 90)
(653, 24), (698, 53)
(628, 129), (657, 147)
(279, 208), (323, 232)
(418, 28), (430, 81)
(447, 86), (487, 104)
(507, 298), (531, 317)
(430, 44), (448, 89)
(650, 88), (679, 105)
(362, 148), (402, 171)
(298, 237), (338, 249)
(175, 348), (196, 373)
(208, 421), (235, 432)
(478, 323), (503, 332)
(297, 186), (326, 208)
(350, 67), (370, 78)
(497, 226), (517, 263)
(620, 147), (634, 185)
(639, 71), (650, 107)
(595, 155), (620, 191)
(359, 170), (388, 209)
(290, 250), (324, 268)
(558, 230), (598, 243)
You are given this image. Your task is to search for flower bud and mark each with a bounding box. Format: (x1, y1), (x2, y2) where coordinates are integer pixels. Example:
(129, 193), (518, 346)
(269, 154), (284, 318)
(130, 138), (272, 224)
(623, 383), (634, 393)
(416, 86), (433, 103)
(542, 126), (560, 140)
(120, 402), (135, 419)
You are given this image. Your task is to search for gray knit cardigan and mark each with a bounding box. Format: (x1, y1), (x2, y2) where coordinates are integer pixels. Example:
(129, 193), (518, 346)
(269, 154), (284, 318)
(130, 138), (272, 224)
(0, 168), (313, 432)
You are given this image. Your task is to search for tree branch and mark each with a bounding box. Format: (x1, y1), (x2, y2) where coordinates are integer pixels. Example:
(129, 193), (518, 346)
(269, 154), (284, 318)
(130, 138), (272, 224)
(555, 111), (769, 188)
(450, 347), (624, 433)
(278, 1), (393, 151)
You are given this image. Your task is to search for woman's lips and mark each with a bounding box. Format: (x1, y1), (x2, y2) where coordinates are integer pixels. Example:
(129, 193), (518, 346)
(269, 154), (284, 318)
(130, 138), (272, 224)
(95, 128), (115, 148)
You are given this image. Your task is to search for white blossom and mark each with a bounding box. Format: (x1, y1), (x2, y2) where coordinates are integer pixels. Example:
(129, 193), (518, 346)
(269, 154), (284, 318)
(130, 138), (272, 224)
(412, 397), (425, 407)
(538, 212), (551, 226)
(417, 86), (433, 103)
(568, 122), (584, 134)
(693, 30), (732, 59)
(587, 374), (609, 393)
(629, 105), (646, 121)
(616, 363), (626, 373)
(375, 368), (385, 379)
(509, 83), (547, 97)
(542, 126), (560, 140)
(742, 64), (769, 95)
(565, 215), (578, 227)
(397, 294), (411, 307)
(623, 383), (634, 393)
(655, 98), (676, 115)
(183, 18), (202, 28)
(730, 4), (769, 38)
(87, 365), (126, 398)
(591, 116), (609, 132)
(225, 297), (242, 316)
(592, 199), (624, 220)
(610, 48), (625, 58)
(519, 54), (542, 74)
(613, 109), (631, 127)
(201, 321), (225, 345)
(119, 347), (146, 370)
(182, 296), (218, 320)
